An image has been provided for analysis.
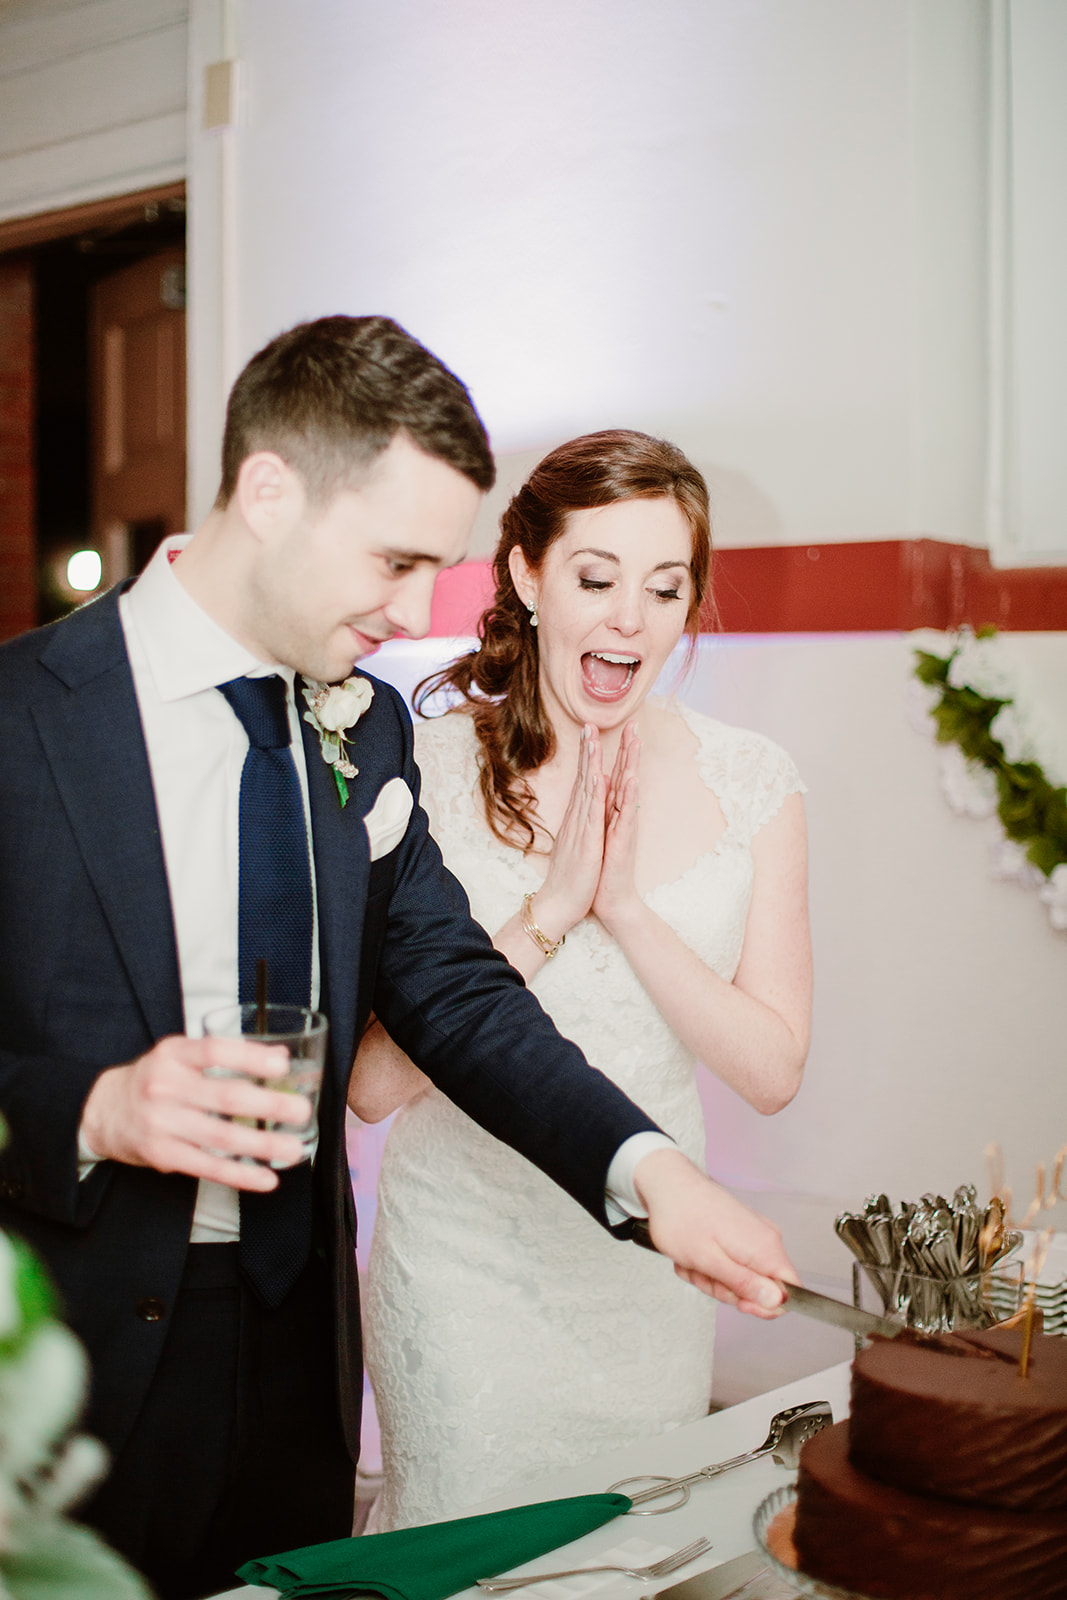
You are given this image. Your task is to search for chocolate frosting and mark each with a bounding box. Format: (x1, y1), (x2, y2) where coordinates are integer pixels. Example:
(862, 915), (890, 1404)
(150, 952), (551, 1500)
(794, 1421), (1067, 1600)
(850, 1324), (1067, 1511)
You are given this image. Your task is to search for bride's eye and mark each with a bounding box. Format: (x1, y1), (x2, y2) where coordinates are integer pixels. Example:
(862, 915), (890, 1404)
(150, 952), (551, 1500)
(651, 587), (682, 602)
(579, 577), (611, 592)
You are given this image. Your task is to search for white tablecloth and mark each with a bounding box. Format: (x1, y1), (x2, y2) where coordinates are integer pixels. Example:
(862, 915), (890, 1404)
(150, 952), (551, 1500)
(212, 1360), (852, 1598)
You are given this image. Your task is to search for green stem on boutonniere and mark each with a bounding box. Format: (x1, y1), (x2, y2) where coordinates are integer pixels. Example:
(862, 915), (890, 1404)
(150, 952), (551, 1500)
(333, 769), (349, 808)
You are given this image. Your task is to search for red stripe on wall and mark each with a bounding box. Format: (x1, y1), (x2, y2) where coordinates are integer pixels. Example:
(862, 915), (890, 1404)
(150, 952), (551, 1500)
(706, 541), (1067, 632)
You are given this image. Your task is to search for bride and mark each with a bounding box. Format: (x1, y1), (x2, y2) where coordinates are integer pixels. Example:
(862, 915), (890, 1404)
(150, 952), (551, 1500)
(350, 430), (812, 1530)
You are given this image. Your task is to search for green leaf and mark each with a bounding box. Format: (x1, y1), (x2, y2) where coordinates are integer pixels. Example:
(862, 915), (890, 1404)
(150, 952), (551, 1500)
(1025, 836), (1063, 876)
(913, 650), (951, 686)
(0, 1516), (153, 1599)
(913, 626), (1067, 891)
(0, 1238), (56, 1357)
(333, 768), (349, 808)
(12, 1239), (55, 1332)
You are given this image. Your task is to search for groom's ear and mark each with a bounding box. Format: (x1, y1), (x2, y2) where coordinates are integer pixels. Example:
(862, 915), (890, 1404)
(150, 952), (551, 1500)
(234, 452), (306, 543)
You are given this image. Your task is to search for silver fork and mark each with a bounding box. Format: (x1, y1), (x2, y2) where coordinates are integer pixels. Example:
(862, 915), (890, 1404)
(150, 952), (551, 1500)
(476, 1535), (712, 1591)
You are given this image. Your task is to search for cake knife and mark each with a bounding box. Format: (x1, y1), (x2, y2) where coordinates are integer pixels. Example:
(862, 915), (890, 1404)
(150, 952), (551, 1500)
(639, 1548), (769, 1600)
(630, 1225), (901, 1338)
(779, 1281), (902, 1339)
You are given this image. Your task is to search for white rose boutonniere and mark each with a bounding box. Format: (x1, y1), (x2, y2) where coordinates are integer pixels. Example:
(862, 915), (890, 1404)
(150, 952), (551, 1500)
(301, 676), (374, 808)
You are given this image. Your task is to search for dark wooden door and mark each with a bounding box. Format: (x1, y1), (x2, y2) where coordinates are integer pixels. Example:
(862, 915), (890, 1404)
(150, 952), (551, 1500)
(91, 245), (186, 581)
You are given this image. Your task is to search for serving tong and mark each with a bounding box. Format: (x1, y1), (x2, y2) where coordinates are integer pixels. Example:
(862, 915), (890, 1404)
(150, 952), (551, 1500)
(607, 1400), (832, 1514)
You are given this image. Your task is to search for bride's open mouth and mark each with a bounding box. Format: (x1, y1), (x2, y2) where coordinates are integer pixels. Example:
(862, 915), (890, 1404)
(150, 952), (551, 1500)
(580, 650), (640, 701)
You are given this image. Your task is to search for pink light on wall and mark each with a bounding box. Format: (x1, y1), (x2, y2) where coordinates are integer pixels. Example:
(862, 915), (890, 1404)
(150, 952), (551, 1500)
(428, 559), (496, 637)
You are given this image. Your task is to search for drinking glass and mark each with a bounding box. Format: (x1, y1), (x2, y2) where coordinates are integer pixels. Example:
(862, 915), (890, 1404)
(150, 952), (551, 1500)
(852, 1259), (1011, 1336)
(202, 1003), (327, 1167)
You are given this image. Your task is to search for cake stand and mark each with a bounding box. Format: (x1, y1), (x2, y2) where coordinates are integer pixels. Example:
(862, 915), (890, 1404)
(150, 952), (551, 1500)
(753, 1485), (881, 1600)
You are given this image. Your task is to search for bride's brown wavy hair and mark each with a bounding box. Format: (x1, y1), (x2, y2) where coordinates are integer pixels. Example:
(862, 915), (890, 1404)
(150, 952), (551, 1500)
(415, 429), (713, 852)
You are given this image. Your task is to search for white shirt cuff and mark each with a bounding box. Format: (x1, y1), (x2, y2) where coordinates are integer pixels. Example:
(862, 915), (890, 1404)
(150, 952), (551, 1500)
(604, 1131), (676, 1223)
(76, 1126), (102, 1181)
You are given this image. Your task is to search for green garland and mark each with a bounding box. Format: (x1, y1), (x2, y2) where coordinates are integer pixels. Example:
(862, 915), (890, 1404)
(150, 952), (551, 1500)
(913, 633), (1067, 878)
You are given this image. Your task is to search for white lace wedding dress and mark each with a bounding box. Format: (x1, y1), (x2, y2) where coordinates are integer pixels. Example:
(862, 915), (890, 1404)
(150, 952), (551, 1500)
(364, 701), (804, 1530)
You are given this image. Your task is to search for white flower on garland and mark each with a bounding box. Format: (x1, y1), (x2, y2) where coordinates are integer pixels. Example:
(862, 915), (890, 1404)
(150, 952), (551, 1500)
(301, 677), (374, 808)
(904, 677), (941, 737)
(938, 743), (998, 819)
(911, 628), (1067, 937)
(1039, 863), (1067, 932)
(988, 837), (1045, 890)
(946, 630), (1013, 701)
(988, 702), (1035, 766)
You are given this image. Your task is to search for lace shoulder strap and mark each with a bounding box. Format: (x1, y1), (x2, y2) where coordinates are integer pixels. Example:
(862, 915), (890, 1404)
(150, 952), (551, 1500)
(412, 711), (482, 841)
(672, 699), (806, 839)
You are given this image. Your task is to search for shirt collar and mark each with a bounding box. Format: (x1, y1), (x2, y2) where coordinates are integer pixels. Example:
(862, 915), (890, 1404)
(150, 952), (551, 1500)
(125, 534), (296, 701)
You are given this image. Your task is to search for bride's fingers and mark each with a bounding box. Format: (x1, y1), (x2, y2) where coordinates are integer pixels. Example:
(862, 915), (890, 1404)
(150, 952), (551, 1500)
(608, 732), (640, 822)
(584, 725), (604, 810)
(606, 771), (639, 845)
(541, 729), (607, 921)
(605, 721), (638, 813)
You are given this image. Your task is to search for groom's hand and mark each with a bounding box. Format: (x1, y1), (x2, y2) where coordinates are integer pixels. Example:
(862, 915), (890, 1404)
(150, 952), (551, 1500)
(633, 1147), (798, 1317)
(80, 1035), (310, 1190)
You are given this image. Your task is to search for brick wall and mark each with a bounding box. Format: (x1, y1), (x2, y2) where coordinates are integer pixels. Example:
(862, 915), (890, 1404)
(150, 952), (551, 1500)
(0, 257), (36, 641)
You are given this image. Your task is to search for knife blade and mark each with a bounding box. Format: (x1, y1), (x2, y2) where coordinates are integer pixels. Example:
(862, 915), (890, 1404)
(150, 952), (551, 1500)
(641, 1548), (769, 1600)
(781, 1280), (902, 1340)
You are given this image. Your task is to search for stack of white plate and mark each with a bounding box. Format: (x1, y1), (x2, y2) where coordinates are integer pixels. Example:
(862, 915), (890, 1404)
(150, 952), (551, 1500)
(986, 1230), (1067, 1335)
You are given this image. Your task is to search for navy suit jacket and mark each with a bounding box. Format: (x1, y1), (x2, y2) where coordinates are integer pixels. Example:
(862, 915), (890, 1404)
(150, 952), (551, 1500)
(0, 589), (657, 1461)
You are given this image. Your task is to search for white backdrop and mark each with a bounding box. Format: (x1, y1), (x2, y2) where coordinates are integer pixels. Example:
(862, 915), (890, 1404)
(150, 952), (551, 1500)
(187, 0), (998, 556)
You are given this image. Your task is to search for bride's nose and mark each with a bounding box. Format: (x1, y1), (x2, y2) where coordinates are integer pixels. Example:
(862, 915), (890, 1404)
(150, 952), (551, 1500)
(607, 586), (643, 636)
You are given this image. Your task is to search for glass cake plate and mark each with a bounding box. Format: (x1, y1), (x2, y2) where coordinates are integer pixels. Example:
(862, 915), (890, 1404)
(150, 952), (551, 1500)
(753, 1485), (881, 1600)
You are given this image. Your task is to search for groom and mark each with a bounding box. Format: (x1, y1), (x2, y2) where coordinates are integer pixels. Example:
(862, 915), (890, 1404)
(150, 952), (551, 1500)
(0, 315), (794, 1599)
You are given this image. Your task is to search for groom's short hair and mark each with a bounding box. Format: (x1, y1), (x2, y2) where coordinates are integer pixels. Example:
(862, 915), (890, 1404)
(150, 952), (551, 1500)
(217, 315), (496, 505)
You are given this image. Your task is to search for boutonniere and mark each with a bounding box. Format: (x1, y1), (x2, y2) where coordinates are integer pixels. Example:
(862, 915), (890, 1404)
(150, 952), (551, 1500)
(301, 676), (374, 807)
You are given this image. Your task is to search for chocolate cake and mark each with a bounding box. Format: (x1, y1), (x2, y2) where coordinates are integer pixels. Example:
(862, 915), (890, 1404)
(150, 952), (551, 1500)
(791, 1325), (1067, 1600)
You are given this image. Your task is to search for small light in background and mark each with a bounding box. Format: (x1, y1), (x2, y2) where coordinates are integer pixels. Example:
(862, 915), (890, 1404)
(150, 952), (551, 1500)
(66, 549), (102, 593)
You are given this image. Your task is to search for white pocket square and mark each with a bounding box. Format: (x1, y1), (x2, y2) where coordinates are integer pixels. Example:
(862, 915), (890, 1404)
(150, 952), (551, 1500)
(364, 777), (413, 862)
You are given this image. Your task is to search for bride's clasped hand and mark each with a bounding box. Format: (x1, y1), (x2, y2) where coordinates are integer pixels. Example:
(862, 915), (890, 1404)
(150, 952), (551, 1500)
(523, 719), (646, 951)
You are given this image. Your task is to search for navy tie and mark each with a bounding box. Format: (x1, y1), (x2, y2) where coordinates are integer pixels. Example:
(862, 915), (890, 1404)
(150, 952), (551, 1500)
(217, 674), (314, 1009)
(218, 674), (315, 1306)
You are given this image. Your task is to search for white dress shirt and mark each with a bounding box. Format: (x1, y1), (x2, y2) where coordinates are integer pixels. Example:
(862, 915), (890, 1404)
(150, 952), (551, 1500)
(80, 535), (665, 1237)
(119, 534), (319, 1240)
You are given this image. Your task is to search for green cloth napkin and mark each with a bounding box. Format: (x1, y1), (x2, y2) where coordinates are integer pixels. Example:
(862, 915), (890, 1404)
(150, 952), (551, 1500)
(235, 1492), (632, 1599)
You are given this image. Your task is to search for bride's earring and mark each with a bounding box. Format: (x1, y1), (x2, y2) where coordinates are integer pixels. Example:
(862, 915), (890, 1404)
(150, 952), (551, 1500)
(525, 599), (539, 628)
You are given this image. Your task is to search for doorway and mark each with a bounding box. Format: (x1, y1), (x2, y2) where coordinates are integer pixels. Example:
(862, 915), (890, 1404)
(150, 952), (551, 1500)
(0, 184), (186, 635)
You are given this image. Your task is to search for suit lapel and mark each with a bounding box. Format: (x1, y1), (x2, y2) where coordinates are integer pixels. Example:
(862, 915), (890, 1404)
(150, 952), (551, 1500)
(31, 589), (183, 1040)
(301, 701), (371, 1087)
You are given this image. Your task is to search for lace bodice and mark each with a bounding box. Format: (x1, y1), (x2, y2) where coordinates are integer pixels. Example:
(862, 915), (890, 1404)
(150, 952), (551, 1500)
(412, 700), (801, 1139)
(364, 702), (804, 1530)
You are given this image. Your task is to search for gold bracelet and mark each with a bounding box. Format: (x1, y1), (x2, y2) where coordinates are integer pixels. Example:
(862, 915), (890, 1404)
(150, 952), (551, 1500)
(521, 893), (565, 959)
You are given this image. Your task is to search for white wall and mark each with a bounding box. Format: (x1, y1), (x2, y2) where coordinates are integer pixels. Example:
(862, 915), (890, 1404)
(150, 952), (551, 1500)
(1002, 0), (1067, 560)
(2, 3), (1063, 555)
(187, 0), (1005, 556)
(0, 0), (186, 222)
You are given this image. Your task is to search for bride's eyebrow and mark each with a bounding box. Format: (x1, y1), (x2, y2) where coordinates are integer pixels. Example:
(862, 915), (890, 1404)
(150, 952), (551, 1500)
(569, 549), (689, 571)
